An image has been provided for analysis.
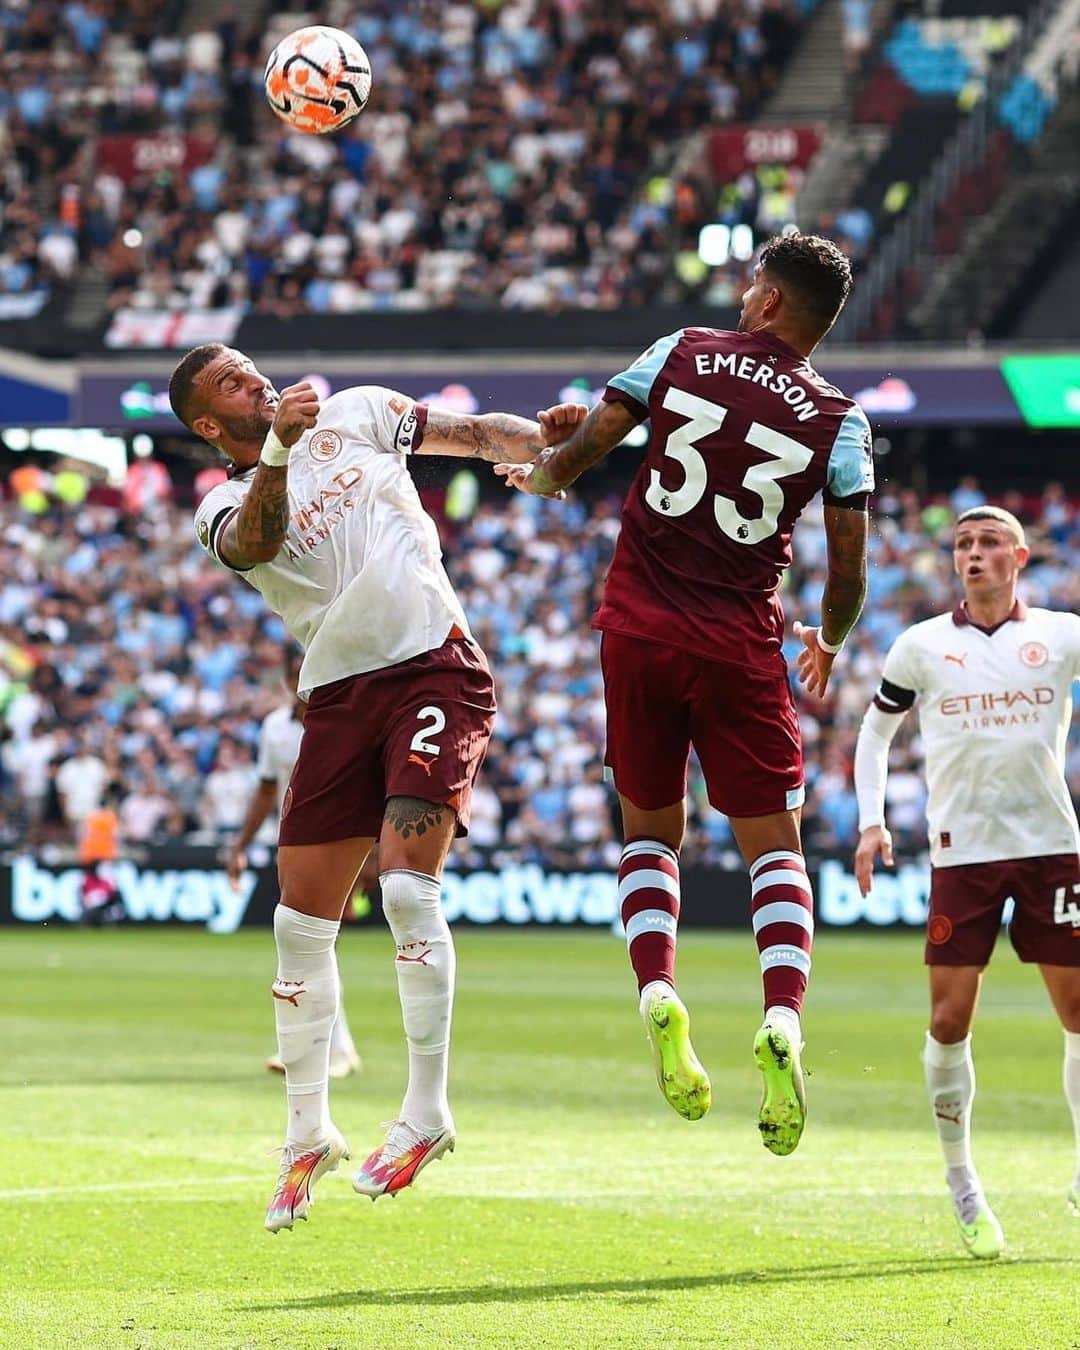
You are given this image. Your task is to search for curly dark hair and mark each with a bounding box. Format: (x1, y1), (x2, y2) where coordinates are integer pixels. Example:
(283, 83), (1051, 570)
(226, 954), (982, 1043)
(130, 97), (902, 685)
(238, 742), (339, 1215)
(168, 343), (228, 430)
(758, 233), (853, 329)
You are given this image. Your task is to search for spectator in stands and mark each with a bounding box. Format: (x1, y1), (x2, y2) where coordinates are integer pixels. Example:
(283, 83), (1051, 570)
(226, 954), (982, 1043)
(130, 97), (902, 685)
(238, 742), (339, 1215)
(55, 727), (110, 843)
(0, 472), (1076, 866)
(2, 717), (57, 845)
(0, 0), (810, 318)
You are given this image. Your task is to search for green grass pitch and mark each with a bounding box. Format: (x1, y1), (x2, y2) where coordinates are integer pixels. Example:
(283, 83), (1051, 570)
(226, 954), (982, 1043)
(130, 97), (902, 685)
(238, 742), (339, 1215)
(2, 927), (1077, 1348)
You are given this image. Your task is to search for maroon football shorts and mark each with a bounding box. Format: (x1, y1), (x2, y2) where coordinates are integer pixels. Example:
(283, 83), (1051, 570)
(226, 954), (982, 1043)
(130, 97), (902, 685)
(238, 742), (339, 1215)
(599, 630), (804, 818)
(925, 853), (1080, 966)
(278, 636), (496, 846)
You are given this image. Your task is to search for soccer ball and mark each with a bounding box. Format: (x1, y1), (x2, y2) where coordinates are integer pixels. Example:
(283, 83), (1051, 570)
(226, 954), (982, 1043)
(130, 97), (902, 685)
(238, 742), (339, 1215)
(263, 26), (371, 135)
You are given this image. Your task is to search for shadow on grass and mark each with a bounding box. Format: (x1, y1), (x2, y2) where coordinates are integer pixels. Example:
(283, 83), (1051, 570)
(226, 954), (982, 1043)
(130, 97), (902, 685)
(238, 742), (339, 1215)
(248, 1256), (1070, 1310)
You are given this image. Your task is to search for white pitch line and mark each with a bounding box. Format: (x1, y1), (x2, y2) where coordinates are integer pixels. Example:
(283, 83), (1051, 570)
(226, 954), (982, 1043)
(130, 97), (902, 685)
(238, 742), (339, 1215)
(0, 1175), (264, 1200)
(1, 1173), (1069, 1204)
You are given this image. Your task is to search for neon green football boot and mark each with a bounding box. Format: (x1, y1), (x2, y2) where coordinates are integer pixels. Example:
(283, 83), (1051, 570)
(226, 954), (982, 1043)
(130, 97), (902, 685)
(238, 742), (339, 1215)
(955, 1202), (1005, 1260)
(754, 1021), (806, 1156)
(640, 984), (711, 1121)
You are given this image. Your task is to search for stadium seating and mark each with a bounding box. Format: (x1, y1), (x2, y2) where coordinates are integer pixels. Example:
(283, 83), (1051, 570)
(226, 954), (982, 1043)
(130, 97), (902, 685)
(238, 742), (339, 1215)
(0, 0), (813, 321)
(2, 475), (1077, 865)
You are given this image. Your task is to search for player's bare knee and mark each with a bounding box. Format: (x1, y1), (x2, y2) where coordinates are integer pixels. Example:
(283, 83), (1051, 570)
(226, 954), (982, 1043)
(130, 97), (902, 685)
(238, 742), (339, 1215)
(929, 1002), (975, 1044)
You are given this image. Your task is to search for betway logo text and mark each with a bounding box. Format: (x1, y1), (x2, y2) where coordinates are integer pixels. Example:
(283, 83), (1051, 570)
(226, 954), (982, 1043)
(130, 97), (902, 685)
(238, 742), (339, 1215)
(817, 859), (929, 927)
(11, 857), (256, 933)
(441, 865), (617, 926)
(817, 859), (1014, 929)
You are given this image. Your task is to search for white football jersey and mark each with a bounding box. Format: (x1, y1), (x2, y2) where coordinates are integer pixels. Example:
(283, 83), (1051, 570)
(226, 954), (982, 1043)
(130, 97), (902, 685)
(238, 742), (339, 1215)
(877, 602), (1080, 867)
(256, 704), (304, 805)
(194, 386), (470, 698)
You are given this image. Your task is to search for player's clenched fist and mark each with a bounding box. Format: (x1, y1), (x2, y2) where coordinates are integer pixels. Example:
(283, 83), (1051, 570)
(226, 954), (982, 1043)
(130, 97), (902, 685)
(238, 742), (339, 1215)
(537, 402), (588, 445)
(272, 382), (321, 447)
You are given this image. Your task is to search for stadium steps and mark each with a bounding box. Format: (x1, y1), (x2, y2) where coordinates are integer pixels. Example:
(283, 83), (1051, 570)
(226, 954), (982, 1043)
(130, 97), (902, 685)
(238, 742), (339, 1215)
(762, 0), (850, 122)
(65, 272), (111, 333)
(795, 124), (890, 227)
(907, 82), (1080, 339)
(763, 0), (895, 123)
(177, 0), (269, 36)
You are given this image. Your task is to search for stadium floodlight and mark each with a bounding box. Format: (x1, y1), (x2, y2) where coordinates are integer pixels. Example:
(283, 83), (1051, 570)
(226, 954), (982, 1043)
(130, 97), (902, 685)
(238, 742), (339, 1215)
(731, 224), (755, 261)
(698, 224), (731, 267)
(2, 427), (127, 483)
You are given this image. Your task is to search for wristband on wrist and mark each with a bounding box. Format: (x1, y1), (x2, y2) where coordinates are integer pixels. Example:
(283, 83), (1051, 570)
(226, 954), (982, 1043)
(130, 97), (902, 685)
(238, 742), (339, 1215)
(817, 630), (845, 655)
(259, 430), (290, 467)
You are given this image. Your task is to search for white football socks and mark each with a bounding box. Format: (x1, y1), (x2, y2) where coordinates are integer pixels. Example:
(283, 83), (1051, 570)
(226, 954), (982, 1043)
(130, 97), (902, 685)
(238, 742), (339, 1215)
(1064, 1030), (1080, 1192)
(924, 1032), (984, 1222)
(380, 869), (455, 1132)
(330, 988), (358, 1060)
(272, 905), (341, 1148)
(765, 1004), (802, 1046)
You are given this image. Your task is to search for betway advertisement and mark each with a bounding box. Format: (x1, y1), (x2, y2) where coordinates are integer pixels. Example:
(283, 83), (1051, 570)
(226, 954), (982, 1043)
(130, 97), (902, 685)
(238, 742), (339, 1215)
(0, 851), (939, 932)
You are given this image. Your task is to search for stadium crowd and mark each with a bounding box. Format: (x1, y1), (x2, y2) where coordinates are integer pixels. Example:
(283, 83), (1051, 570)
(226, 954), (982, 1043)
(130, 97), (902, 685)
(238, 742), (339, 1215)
(0, 0), (813, 315)
(2, 464), (1077, 867)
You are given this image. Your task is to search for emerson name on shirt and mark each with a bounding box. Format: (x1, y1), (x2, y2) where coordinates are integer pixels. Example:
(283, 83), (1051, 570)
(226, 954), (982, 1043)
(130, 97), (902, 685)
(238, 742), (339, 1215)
(691, 350), (825, 422)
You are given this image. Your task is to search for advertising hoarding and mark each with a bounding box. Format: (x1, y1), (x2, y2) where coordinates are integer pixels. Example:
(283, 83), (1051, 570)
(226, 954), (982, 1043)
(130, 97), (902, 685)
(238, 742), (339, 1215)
(1, 851), (941, 933)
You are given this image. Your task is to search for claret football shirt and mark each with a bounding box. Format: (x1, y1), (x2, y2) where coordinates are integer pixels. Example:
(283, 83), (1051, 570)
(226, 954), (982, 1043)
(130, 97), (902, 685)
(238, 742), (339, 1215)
(595, 327), (874, 669)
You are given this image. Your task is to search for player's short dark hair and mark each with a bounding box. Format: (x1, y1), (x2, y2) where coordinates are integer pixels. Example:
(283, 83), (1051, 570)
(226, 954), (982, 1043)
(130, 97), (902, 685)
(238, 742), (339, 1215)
(758, 233), (853, 330)
(168, 343), (228, 430)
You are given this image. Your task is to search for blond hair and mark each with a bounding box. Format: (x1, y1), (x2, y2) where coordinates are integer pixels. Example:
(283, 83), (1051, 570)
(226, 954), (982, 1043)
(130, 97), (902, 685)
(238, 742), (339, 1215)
(954, 505), (1026, 547)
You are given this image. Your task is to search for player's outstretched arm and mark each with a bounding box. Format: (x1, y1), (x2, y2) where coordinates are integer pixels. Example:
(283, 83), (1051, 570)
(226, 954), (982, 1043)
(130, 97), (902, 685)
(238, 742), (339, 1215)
(852, 696), (906, 895)
(218, 382), (320, 568)
(794, 502), (869, 696)
(821, 502), (868, 647)
(226, 779), (278, 890)
(494, 400), (639, 498)
(417, 404), (586, 464)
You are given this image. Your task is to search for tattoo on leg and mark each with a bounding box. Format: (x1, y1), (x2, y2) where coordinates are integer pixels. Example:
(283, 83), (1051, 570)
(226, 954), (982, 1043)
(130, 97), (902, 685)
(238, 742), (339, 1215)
(384, 797), (450, 841)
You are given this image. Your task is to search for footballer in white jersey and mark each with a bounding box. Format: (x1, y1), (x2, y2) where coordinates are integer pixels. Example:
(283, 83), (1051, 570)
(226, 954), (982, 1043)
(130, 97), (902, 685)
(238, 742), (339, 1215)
(853, 505), (1080, 1259)
(170, 342), (586, 1228)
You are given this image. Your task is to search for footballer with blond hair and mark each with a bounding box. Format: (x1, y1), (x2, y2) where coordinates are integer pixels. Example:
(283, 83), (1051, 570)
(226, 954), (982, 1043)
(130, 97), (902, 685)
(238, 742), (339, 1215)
(854, 505), (1080, 1258)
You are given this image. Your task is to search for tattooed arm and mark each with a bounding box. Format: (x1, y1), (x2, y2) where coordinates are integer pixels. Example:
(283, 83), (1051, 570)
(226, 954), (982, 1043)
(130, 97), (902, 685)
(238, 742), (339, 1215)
(493, 400), (640, 498)
(216, 465), (290, 568)
(215, 381), (319, 568)
(416, 402), (588, 464)
(416, 409), (545, 464)
(821, 501), (869, 646)
(793, 500), (869, 698)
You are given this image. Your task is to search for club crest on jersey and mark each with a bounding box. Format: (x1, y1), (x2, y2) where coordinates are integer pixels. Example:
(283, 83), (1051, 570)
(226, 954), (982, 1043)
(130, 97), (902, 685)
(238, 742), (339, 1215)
(1019, 641), (1048, 668)
(197, 519), (210, 547)
(309, 429), (343, 463)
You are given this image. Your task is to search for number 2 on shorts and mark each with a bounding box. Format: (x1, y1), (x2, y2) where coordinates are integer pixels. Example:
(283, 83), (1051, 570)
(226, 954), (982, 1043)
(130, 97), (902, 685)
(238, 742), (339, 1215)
(410, 705), (446, 757)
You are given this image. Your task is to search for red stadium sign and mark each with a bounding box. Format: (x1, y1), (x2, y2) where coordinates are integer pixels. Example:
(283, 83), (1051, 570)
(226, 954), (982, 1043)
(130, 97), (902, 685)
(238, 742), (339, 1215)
(96, 134), (217, 184)
(708, 125), (822, 180)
